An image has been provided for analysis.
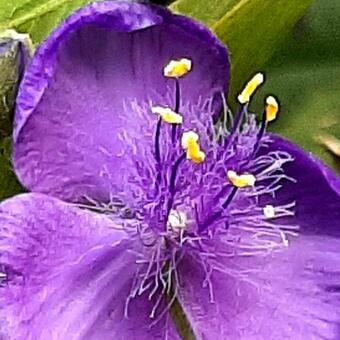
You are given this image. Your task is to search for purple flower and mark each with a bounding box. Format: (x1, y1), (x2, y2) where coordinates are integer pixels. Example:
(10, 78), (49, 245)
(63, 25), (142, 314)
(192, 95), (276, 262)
(1, 1), (340, 339)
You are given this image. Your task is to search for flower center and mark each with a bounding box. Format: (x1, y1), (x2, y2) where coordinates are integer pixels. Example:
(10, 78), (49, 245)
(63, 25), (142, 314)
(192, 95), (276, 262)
(150, 63), (285, 239)
(123, 60), (297, 321)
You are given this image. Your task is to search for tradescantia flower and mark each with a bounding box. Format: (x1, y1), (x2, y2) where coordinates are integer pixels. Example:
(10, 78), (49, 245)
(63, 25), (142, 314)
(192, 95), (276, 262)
(1, 1), (340, 339)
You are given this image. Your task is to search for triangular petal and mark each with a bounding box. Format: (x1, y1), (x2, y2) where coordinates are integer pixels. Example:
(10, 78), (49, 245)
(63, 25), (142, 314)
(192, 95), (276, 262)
(0, 193), (178, 339)
(177, 234), (340, 339)
(175, 137), (340, 339)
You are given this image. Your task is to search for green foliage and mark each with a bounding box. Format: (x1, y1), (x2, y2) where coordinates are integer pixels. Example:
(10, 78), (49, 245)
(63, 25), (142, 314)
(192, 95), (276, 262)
(170, 0), (239, 27)
(0, 0), (102, 44)
(170, 0), (314, 104)
(0, 138), (22, 200)
(253, 0), (340, 172)
(0, 38), (23, 199)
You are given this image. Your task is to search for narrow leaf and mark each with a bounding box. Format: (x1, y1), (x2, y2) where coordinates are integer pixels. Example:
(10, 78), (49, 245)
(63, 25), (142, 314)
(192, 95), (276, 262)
(0, 0), (103, 44)
(170, 0), (314, 103)
(0, 34), (27, 200)
(170, 0), (239, 27)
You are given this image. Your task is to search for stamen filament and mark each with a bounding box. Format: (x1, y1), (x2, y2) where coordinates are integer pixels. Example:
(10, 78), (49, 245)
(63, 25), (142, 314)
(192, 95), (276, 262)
(199, 186), (238, 232)
(252, 110), (267, 157)
(252, 96), (279, 157)
(221, 186), (238, 209)
(169, 153), (186, 195)
(175, 78), (180, 113)
(172, 125), (177, 145)
(172, 79), (181, 143)
(166, 152), (186, 224)
(225, 104), (247, 149)
(154, 117), (162, 163)
(226, 72), (264, 150)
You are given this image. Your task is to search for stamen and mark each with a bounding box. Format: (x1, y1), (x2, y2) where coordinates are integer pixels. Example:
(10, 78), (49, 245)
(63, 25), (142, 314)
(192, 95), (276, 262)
(152, 106), (183, 124)
(227, 170), (256, 188)
(164, 58), (192, 79)
(237, 72), (264, 104)
(163, 58), (190, 143)
(263, 205), (275, 219)
(252, 95), (280, 157)
(226, 73), (264, 149)
(181, 131), (205, 164)
(265, 96), (279, 122)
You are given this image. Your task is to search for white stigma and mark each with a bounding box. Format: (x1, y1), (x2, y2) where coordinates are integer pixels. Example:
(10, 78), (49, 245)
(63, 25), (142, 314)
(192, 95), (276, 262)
(167, 209), (187, 232)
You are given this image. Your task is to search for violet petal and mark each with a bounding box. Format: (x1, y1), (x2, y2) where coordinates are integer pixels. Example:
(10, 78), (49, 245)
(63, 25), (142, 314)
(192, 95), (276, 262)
(13, 0), (229, 203)
(174, 135), (340, 339)
(177, 234), (340, 339)
(0, 193), (177, 339)
(263, 134), (340, 236)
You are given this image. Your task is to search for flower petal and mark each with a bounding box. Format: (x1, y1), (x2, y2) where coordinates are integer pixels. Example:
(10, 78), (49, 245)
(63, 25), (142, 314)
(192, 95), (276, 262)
(177, 234), (340, 339)
(263, 134), (340, 236)
(13, 1), (229, 203)
(0, 194), (178, 339)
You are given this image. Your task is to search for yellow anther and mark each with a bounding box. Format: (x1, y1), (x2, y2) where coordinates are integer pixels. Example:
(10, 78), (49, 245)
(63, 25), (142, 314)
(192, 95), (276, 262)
(164, 58), (192, 78)
(181, 131), (205, 164)
(181, 131), (199, 149)
(263, 205), (275, 219)
(227, 170), (256, 188)
(237, 73), (264, 104)
(187, 146), (206, 163)
(265, 96), (279, 122)
(151, 106), (183, 124)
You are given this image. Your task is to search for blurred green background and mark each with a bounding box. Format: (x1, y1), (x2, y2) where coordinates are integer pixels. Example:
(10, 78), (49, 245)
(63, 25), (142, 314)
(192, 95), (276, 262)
(253, 0), (340, 172)
(154, 0), (340, 173)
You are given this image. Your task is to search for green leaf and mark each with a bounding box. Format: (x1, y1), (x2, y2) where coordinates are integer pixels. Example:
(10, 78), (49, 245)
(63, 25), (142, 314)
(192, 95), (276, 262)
(170, 0), (239, 27)
(0, 37), (24, 200)
(170, 0), (314, 104)
(0, 138), (22, 200)
(249, 0), (340, 174)
(253, 60), (340, 174)
(0, 0), (103, 44)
